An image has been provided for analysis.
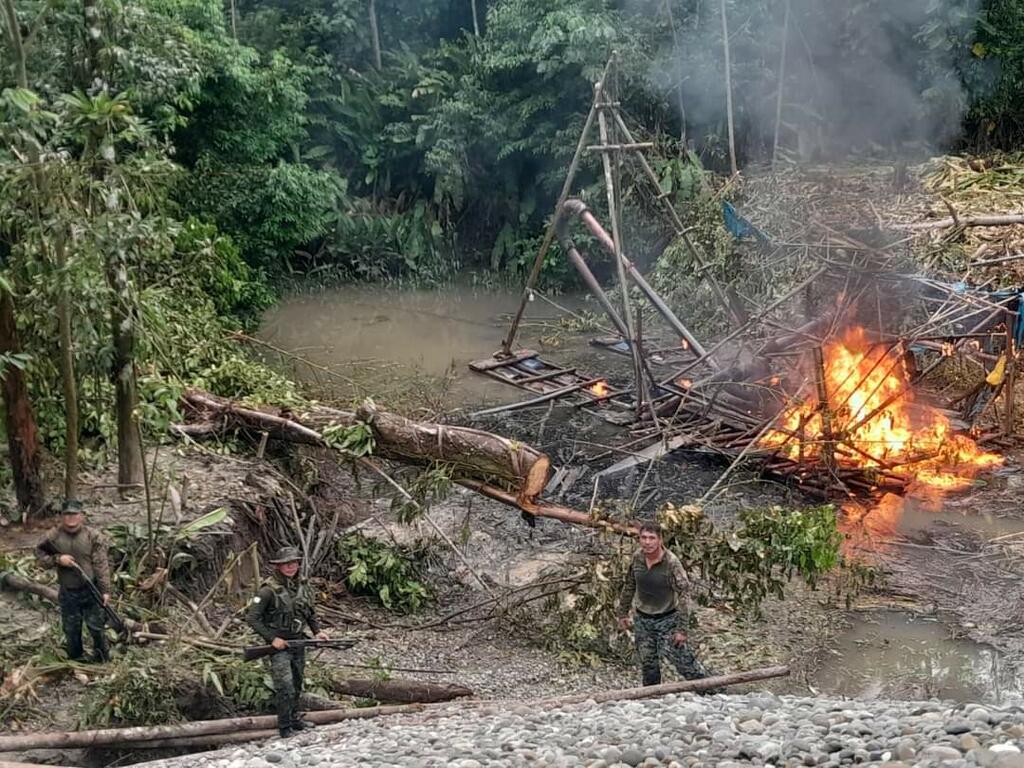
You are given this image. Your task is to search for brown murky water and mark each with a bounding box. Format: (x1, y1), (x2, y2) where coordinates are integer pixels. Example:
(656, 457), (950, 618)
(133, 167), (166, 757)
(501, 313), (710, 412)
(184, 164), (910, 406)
(813, 610), (1022, 703)
(259, 285), (597, 408)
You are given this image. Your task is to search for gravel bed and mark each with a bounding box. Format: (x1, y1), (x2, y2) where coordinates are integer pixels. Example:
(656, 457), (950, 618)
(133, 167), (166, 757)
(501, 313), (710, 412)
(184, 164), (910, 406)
(141, 693), (1024, 768)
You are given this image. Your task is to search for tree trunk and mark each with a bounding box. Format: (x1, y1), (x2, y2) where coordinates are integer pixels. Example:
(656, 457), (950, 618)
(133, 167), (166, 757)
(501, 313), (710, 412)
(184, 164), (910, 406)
(326, 677), (473, 704)
(368, 0), (382, 70)
(55, 234), (79, 500)
(0, 0), (27, 88)
(0, 289), (46, 516)
(107, 251), (144, 488)
(82, 0), (102, 88)
(0, 667), (788, 752)
(470, 0), (480, 36)
(720, 0), (738, 176)
(180, 390), (552, 501)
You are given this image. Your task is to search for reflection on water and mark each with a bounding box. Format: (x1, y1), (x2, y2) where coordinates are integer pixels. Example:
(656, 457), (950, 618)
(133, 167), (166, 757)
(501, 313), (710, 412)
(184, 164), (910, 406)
(814, 610), (1022, 703)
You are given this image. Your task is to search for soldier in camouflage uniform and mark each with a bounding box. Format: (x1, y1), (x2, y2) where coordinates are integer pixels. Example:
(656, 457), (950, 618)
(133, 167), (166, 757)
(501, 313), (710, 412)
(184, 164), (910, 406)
(616, 521), (715, 688)
(246, 546), (328, 738)
(35, 500), (113, 662)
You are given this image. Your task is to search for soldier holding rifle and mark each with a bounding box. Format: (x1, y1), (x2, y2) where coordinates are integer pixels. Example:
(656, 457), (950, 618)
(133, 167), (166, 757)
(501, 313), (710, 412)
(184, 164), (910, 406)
(246, 546), (329, 738)
(35, 500), (113, 663)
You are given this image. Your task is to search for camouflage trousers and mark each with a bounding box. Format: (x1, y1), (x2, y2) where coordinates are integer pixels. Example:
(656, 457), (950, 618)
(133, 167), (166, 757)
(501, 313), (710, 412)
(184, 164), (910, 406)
(633, 611), (713, 688)
(268, 646), (306, 731)
(58, 586), (108, 662)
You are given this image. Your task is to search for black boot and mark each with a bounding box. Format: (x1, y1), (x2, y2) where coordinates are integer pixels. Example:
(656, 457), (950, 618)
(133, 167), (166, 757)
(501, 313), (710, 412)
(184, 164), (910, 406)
(291, 718), (316, 731)
(89, 632), (110, 662)
(278, 726), (295, 739)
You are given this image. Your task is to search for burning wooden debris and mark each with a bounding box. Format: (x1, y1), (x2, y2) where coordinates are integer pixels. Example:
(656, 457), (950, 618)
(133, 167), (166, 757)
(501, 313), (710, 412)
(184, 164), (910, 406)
(473, 207), (1017, 502)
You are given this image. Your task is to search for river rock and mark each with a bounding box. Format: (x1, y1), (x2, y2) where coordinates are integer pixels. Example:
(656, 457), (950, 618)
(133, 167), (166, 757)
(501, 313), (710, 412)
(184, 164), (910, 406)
(919, 745), (966, 762)
(946, 720), (974, 735)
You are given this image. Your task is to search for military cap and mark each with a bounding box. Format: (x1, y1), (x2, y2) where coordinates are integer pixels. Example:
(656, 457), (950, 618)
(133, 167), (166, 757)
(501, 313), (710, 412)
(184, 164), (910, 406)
(269, 546), (302, 564)
(61, 499), (85, 514)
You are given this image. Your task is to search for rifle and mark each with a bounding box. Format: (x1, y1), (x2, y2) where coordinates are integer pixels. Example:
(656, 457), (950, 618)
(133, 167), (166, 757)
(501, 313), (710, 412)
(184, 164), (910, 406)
(39, 540), (129, 638)
(242, 638), (356, 661)
(70, 563), (129, 638)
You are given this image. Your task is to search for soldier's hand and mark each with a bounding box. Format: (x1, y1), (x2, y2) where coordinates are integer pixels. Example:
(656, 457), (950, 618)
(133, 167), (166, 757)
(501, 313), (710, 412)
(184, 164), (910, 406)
(618, 616), (633, 631)
(271, 637), (289, 650)
(57, 554), (76, 567)
(102, 593), (110, 606)
(671, 631), (687, 647)
(315, 631), (329, 641)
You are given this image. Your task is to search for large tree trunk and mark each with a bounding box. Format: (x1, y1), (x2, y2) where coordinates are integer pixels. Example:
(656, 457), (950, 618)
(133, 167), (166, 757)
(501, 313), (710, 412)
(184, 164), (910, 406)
(326, 677), (473, 704)
(181, 390), (551, 501)
(55, 234), (79, 499)
(107, 251), (144, 487)
(0, 289), (46, 516)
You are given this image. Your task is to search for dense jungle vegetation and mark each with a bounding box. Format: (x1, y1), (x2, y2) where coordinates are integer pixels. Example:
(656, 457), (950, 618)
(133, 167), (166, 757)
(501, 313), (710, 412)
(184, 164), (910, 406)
(2, 0), (1024, 515)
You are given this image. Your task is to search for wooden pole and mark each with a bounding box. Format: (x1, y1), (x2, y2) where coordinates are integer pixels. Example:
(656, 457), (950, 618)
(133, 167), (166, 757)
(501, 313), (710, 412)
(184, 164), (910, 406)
(501, 58), (613, 354)
(1005, 310), (1016, 436)
(229, 0), (237, 38)
(609, 113), (741, 327)
(771, 0), (790, 170)
(596, 65), (646, 419)
(721, 0), (738, 176)
(470, 0), (480, 36)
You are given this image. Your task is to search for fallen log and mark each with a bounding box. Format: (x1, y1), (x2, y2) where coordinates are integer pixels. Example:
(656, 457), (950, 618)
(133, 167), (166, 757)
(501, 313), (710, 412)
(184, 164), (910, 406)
(326, 677), (473, 704)
(0, 705), (423, 752)
(180, 391), (551, 502)
(897, 213), (1024, 231)
(456, 479), (638, 535)
(0, 666), (788, 753)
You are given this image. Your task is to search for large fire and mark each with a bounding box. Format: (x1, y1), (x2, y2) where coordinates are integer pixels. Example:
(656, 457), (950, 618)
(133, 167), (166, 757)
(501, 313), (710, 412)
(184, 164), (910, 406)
(589, 380), (610, 398)
(761, 326), (1002, 489)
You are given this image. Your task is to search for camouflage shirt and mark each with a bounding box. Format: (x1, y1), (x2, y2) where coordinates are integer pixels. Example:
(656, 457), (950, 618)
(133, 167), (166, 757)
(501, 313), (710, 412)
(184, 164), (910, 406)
(35, 525), (112, 594)
(616, 547), (694, 625)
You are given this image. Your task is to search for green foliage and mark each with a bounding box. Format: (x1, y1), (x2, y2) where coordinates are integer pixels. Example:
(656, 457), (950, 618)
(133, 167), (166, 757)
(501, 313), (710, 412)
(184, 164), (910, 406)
(79, 648), (185, 727)
(338, 533), (430, 613)
(660, 503), (843, 606)
(391, 464), (453, 524)
(322, 421), (376, 457)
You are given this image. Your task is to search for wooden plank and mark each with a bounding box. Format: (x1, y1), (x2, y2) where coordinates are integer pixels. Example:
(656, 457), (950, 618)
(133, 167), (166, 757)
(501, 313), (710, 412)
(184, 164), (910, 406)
(517, 367), (577, 385)
(469, 349), (538, 372)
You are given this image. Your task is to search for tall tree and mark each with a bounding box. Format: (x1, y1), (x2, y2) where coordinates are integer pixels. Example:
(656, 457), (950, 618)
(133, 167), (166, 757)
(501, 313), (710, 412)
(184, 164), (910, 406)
(0, 0), (48, 516)
(80, 0), (145, 489)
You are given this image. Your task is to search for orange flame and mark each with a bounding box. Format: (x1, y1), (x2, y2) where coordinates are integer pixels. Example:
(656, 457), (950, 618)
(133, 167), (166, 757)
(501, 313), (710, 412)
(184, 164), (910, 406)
(680, 338), (690, 350)
(677, 378), (693, 389)
(589, 380), (609, 397)
(761, 326), (1001, 487)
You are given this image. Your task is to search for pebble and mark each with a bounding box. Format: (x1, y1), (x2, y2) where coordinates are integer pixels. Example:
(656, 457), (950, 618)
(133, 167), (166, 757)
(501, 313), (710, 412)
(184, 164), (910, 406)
(137, 694), (1024, 768)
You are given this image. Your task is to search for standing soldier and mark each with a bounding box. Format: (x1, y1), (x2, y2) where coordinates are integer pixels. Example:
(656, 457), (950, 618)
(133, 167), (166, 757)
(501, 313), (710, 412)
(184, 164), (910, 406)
(35, 500), (112, 662)
(615, 521), (715, 687)
(246, 546), (328, 738)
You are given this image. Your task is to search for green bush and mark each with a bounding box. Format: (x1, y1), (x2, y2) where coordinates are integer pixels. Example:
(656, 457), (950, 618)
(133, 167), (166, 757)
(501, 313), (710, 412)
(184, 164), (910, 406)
(337, 534), (430, 613)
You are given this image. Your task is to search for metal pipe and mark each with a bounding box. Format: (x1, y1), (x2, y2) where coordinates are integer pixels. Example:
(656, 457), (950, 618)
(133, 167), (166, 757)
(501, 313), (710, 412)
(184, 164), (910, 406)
(553, 215), (631, 341)
(562, 199), (714, 365)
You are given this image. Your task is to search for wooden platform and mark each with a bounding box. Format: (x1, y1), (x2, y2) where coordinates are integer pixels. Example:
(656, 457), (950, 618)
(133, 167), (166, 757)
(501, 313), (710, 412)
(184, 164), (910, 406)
(469, 349), (635, 419)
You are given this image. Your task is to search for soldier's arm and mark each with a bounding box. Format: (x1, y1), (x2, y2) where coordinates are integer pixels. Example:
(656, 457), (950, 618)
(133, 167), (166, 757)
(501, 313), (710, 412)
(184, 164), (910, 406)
(306, 606), (321, 635)
(35, 530), (59, 569)
(615, 558), (637, 618)
(245, 587), (278, 643)
(91, 532), (113, 595)
(668, 555), (696, 628)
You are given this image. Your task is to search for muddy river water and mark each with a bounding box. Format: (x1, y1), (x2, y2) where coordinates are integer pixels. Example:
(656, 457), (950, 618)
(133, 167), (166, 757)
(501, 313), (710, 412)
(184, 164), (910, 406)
(262, 285), (1024, 704)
